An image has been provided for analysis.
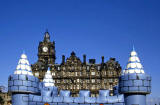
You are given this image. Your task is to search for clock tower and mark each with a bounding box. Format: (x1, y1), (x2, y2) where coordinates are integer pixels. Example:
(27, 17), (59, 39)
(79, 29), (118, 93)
(38, 31), (56, 65)
(31, 31), (56, 81)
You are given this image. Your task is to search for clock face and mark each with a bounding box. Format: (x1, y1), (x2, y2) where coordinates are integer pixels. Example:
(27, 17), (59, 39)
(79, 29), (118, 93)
(43, 47), (48, 52)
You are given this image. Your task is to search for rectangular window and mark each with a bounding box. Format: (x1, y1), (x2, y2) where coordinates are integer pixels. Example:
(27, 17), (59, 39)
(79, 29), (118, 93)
(108, 79), (113, 82)
(87, 80), (90, 83)
(98, 66), (101, 70)
(77, 79), (79, 82)
(97, 79), (100, 83)
(57, 80), (60, 83)
(109, 71), (113, 75)
(75, 72), (77, 76)
(35, 72), (39, 77)
(87, 66), (90, 70)
(71, 72), (74, 76)
(77, 85), (79, 89)
(91, 72), (95, 75)
(92, 85), (95, 89)
(109, 85), (113, 90)
(92, 79), (95, 83)
(52, 72), (55, 76)
(80, 72), (82, 76)
(91, 94), (95, 97)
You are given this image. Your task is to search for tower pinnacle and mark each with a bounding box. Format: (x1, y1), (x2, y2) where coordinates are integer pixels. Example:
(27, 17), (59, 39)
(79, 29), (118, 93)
(44, 30), (50, 42)
(132, 44), (135, 51)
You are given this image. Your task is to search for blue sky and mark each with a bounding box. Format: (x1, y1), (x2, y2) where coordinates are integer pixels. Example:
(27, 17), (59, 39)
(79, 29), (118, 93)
(0, 0), (160, 97)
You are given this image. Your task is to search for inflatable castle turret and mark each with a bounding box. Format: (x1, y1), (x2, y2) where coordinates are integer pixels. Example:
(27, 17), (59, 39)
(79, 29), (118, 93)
(8, 53), (39, 105)
(39, 67), (58, 98)
(119, 48), (151, 105)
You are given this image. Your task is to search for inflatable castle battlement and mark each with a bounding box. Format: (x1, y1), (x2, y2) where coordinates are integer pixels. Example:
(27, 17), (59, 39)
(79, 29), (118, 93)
(8, 48), (151, 105)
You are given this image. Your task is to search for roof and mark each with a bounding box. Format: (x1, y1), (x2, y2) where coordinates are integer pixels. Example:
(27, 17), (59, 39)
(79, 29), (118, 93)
(43, 68), (55, 87)
(14, 53), (33, 76)
(123, 49), (145, 74)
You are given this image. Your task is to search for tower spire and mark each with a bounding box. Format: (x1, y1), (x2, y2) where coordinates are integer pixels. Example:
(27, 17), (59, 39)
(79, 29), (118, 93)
(46, 29), (48, 33)
(23, 50), (25, 54)
(44, 29), (50, 42)
(132, 44), (135, 51)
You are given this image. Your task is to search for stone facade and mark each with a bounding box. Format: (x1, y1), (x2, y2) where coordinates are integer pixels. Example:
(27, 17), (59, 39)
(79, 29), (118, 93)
(0, 92), (11, 105)
(31, 31), (121, 96)
(0, 86), (11, 105)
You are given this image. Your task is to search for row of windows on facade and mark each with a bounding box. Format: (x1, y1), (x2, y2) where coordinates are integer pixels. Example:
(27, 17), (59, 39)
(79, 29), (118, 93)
(58, 84), (113, 90)
(54, 66), (117, 71)
(35, 71), (117, 77)
(59, 71), (116, 76)
(53, 79), (118, 84)
(0, 94), (11, 99)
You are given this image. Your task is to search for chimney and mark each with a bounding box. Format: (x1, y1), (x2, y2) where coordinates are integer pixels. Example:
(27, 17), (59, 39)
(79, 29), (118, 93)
(83, 54), (86, 64)
(101, 56), (104, 63)
(62, 55), (65, 64)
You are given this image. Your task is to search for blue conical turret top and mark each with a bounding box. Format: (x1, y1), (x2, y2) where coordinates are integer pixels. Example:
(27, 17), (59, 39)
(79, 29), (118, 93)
(43, 67), (55, 87)
(124, 48), (145, 74)
(14, 53), (33, 75)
